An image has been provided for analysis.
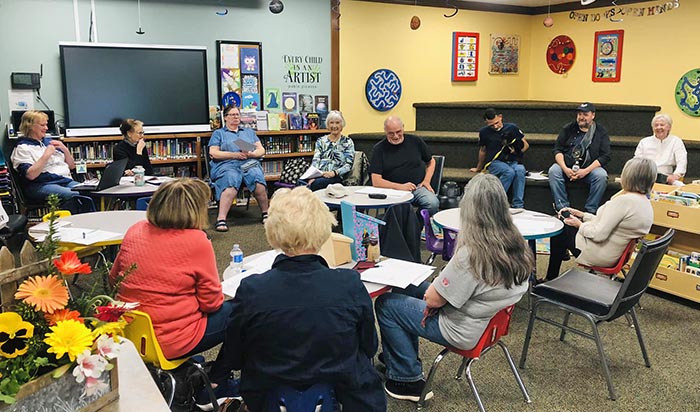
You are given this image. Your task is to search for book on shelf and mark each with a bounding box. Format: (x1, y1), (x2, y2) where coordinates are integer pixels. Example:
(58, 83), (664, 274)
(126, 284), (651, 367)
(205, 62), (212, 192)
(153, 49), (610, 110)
(282, 92), (298, 113)
(267, 113), (281, 131)
(299, 94), (314, 112)
(303, 112), (320, 130)
(240, 110), (257, 130)
(255, 111), (269, 131)
(279, 113), (289, 131)
(288, 113), (303, 130)
(314, 95), (329, 129)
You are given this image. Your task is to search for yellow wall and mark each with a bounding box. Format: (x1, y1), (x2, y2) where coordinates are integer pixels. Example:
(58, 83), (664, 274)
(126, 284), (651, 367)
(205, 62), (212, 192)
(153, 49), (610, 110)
(341, 1), (700, 140)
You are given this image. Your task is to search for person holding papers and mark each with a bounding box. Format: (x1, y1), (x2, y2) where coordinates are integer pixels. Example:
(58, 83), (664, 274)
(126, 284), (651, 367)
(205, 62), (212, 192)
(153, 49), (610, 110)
(208, 187), (386, 412)
(114, 118), (153, 175)
(209, 105), (269, 231)
(10, 110), (95, 214)
(544, 158), (656, 282)
(375, 174), (533, 402)
(304, 110), (355, 191)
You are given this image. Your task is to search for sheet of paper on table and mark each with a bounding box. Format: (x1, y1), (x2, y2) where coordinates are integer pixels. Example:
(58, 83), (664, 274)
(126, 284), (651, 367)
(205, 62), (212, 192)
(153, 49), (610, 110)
(360, 259), (435, 289)
(517, 220), (559, 233)
(526, 171), (549, 181)
(53, 227), (122, 245)
(355, 187), (410, 198)
(30, 220), (72, 234)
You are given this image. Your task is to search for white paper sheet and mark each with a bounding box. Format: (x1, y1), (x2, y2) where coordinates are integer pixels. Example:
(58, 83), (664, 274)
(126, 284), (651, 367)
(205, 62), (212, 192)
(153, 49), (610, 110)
(355, 187), (410, 198)
(300, 165), (323, 180)
(526, 171), (549, 181)
(53, 228), (122, 245)
(360, 259), (435, 289)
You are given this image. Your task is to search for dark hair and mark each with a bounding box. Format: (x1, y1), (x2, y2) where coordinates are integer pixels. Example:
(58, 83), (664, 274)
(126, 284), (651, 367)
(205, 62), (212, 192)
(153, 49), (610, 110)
(483, 108), (499, 121)
(119, 119), (143, 137)
(222, 104), (239, 117)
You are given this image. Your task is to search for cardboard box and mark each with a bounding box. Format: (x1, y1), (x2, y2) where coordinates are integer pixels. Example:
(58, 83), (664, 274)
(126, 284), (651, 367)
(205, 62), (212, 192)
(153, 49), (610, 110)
(318, 233), (353, 267)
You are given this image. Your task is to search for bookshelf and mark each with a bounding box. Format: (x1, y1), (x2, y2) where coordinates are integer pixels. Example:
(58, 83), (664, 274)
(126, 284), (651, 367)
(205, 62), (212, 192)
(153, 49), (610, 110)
(63, 132), (209, 178)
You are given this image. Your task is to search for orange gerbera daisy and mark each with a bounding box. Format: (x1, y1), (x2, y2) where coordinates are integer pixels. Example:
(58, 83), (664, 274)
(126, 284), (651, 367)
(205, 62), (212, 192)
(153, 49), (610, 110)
(45, 308), (84, 326)
(15, 275), (69, 314)
(53, 251), (91, 276)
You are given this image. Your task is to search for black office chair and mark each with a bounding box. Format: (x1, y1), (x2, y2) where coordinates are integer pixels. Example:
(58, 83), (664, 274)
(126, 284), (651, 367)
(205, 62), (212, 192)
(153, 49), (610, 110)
(430, 155), (445, 196)
(7, 162), (47, 220)
(0, 212), (28, 252)
(519, 229), (675, 400)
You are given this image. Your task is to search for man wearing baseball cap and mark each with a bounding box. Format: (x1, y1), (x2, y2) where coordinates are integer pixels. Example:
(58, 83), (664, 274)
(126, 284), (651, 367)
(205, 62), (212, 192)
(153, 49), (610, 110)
(548, 102), (611, 213)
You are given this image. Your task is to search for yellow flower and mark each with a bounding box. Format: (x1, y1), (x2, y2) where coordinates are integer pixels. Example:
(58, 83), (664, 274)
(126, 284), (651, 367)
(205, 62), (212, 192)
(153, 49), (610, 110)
(44, 320), (94, 362)
(15, 275), (69, 314)
(0, 312), (34, 358)
(91, 320), (127, 339)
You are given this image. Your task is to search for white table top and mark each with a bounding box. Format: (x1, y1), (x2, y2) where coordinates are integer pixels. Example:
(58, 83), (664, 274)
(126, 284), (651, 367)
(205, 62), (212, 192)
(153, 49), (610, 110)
(29, 210), (146, 246)
(314, 186), (414, 208)
(433, 208), (564, 240)
(94, 177), (163, 197)
(222, 251), (433, 298)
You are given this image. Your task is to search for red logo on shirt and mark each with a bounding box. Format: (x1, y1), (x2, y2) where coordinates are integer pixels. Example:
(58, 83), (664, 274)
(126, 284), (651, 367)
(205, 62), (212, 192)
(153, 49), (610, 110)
(442, 278), (450, 287)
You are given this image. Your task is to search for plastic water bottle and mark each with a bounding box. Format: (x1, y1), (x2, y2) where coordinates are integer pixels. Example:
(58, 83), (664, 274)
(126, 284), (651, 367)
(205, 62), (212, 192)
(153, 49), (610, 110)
(230, 244), (244, 274)
(133, 165), (146, 186)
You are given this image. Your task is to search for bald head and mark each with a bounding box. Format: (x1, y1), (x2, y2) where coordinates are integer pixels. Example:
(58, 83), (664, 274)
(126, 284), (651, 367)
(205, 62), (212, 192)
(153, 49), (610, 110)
(384, 116), (405, 145)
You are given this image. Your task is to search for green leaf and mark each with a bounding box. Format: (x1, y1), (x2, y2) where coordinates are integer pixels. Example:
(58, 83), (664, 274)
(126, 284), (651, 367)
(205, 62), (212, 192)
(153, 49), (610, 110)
(52, 363), (71, 378)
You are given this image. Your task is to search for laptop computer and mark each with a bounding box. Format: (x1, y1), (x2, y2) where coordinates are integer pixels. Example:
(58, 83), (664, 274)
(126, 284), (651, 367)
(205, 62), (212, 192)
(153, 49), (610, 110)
(11, 110), (60, 138)
(72, 158), (128, 192)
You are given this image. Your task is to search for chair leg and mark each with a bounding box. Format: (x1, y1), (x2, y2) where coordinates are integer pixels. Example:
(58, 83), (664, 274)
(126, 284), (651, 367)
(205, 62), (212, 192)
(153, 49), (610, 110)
(519, 299), (541, 369)
(559, 312), (572, 341)
(154, 369), (177, 407)
(417, 347), (450, 410)
(497, 341), (531, 404)
(455, 358), (468, 381)
(463, 359), (486, 412)
(584, 315), (617, 400)
(629, 307), (651, 367)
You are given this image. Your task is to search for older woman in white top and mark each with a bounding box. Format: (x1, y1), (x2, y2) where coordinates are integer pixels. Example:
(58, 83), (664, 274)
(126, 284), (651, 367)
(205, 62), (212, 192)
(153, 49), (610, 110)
(545, 157), (656, 281)
(634, 114), (687, 185)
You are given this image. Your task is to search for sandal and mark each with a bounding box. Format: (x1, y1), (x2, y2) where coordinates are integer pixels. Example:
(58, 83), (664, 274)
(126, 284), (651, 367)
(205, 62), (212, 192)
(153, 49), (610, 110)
(261, 212), (269, 224)
(215, 220), (229, 232)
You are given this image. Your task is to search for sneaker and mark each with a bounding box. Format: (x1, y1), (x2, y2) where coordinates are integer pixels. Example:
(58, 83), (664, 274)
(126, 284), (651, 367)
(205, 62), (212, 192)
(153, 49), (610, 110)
(384, 379), (434, 402)
(195, 379), (242, 411)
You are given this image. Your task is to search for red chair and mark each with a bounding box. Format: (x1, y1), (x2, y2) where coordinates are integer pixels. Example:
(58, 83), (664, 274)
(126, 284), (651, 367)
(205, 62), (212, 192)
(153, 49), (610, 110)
(579, 238), (638, 277)
(417, 305), (531, 412)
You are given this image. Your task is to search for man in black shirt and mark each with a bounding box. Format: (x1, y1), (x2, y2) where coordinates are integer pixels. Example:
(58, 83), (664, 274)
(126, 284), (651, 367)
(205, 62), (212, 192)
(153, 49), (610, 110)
(369, 116), (439, 215)
(548, 102), (611, 213)
(470, 108), (529, 208)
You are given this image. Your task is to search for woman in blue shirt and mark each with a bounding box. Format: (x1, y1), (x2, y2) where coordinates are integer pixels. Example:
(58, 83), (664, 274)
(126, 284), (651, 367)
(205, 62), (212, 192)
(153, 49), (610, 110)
(306, 110), (355, 191)
(209, 105), (269, 232)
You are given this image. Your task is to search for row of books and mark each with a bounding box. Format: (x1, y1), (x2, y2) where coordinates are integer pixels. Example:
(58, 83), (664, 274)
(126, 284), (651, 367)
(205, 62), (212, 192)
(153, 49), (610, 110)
(67, 140), (197, 163)
(240, 111), (323, 132)
(262, 160), (284, 176)
(262, 135), (316, 155)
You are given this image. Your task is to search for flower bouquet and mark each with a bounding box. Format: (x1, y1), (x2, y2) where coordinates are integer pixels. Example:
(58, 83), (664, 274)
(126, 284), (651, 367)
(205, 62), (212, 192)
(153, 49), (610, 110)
(0, 196), (136, 411)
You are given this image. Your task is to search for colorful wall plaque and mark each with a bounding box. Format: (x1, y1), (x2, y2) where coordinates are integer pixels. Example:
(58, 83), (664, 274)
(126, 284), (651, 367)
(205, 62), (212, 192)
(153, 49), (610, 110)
(217, 40), (263, 110)
(592, 30), (624, 82)
(546, 35), (576, 75)
(489, 34), (520, 74)
(452, 32), (479, 81)
(675, 68), (700, 117)
(365, 69), (402, 112)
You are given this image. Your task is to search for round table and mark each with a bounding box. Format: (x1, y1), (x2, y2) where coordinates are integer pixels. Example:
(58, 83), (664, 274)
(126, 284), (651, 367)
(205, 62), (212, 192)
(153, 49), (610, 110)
(314, 186), (414, 209)
(29, 210), (147, 247)
(433, 208), (564, 240)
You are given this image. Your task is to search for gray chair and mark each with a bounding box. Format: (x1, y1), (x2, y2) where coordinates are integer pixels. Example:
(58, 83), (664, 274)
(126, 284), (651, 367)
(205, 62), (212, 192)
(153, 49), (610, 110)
(519, 229), (674, 400)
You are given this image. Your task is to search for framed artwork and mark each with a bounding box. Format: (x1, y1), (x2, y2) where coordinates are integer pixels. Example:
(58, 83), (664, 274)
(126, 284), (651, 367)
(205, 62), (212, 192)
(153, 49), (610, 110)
(217, 40), (263, 110)
(365, 69), (402, 112)
(452, 32), (479, 81)
(546, 35), (576, 75)
(489, 34), (520, 74)
(675, 68), (700, 117)
(592, 30), (624, 82)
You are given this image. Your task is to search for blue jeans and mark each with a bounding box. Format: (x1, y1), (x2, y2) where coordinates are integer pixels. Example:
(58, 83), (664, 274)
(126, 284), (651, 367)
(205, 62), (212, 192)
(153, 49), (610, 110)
(375, 282), (451, 382)
(411, 186), (439, 215)
(548, 164), (608, 214)
(31, 180), (96, 214)
(487, 160), (526, 208)
(183, 300), (235, 357)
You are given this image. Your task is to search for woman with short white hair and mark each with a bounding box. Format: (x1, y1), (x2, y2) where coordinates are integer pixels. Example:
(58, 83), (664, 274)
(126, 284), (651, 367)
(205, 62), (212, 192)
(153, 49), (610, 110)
(634, 113), (687, 185)
(305, 110), (355, 190)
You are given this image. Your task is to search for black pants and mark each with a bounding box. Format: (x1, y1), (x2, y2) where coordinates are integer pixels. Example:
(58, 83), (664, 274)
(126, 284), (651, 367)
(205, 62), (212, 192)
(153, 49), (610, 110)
(546, 225), (581, 280)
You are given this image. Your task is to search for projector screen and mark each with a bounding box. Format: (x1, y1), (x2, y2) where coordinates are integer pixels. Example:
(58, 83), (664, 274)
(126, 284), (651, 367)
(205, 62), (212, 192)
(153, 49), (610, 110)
(59, 42), (210, 137)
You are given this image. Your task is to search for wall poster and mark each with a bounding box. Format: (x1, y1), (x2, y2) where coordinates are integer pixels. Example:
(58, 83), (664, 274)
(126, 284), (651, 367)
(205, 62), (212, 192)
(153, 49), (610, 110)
(489, 34), (520, 74)
(217, 40), (263, 110)
(451, 32), (479, 81)
(592, 30), (624, 82)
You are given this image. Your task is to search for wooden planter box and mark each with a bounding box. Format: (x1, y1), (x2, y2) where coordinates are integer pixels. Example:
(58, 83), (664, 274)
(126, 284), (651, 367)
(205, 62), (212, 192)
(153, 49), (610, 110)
(0, 361), (119, 412)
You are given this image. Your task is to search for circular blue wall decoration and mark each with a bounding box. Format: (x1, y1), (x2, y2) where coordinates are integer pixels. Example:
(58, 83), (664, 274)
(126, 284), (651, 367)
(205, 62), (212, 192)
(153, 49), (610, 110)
(365, 69), (402, 112)
(675, 68), (700, 117)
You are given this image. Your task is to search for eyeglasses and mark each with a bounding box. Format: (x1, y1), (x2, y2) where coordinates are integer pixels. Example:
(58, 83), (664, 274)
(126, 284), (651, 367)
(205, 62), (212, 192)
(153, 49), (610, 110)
(225, 113), (241, 118)
(136, 131), (145, 135)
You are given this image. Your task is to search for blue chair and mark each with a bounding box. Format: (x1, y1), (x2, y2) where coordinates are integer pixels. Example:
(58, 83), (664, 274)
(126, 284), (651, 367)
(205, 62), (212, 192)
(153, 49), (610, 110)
(265, 384), (335, 412)
(136, 196), (152, 211)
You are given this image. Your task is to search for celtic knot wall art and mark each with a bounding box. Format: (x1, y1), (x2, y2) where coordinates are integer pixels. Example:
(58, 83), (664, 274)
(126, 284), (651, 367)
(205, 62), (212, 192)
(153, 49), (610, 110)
(365, 69), (402, 112)
(546, 35), (576, 75)
(675, 69), (700, 117)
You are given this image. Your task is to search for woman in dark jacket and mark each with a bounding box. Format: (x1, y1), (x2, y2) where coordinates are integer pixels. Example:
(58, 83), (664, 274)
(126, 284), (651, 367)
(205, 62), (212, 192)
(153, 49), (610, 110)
(114, 118), (153, 175)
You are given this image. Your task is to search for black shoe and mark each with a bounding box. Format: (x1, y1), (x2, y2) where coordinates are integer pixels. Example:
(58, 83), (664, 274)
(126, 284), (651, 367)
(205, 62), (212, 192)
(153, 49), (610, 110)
(384, 379), (434, 402)
(562, 250), (571, 261)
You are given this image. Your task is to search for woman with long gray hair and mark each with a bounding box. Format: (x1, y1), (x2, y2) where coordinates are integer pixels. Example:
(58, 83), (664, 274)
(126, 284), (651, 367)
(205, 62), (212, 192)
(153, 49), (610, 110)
(375, 173), (534, 402)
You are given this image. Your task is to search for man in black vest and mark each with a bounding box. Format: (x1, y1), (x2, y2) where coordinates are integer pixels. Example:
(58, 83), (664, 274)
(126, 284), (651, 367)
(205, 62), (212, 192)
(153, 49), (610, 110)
(548, 102), (611, 214)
